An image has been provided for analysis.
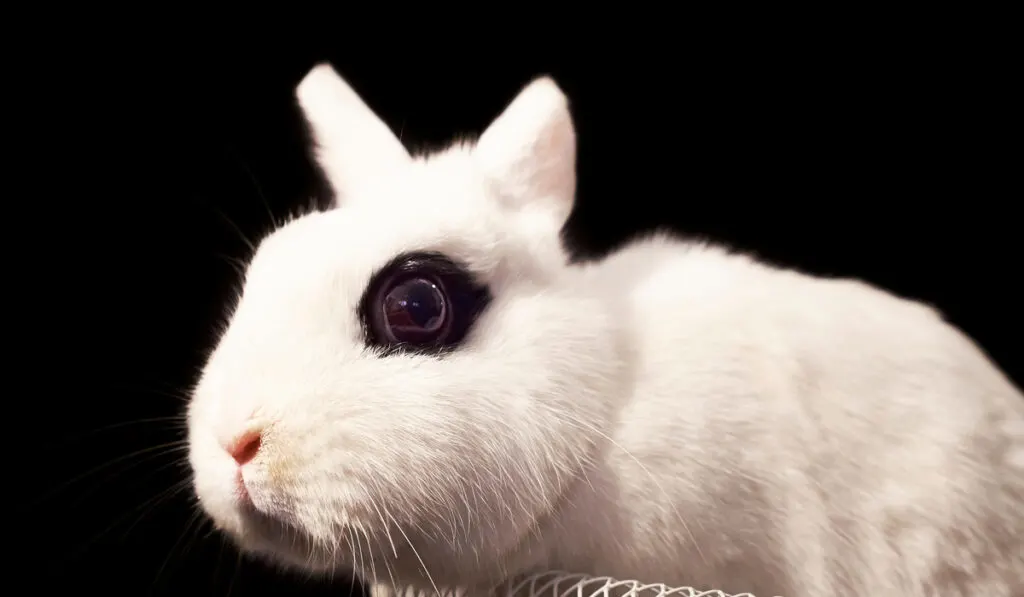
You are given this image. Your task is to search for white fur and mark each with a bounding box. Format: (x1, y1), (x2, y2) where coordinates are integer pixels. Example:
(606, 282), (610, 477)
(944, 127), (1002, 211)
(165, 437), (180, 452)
(187, 64), (1024, 597)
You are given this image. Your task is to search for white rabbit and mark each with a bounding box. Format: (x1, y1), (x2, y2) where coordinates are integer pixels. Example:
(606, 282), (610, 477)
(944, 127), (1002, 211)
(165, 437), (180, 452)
(187, 63), (1024, 597)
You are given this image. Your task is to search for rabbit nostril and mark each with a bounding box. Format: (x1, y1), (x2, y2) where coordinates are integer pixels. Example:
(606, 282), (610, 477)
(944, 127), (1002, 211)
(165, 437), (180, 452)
(227, 431), (262, 466)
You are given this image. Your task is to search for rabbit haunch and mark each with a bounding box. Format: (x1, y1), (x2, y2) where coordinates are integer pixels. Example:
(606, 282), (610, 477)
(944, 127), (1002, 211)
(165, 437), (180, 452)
(186, 63), (1024, 597)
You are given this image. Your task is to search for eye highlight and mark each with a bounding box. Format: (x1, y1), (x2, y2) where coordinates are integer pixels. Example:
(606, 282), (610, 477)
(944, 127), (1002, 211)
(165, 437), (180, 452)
(359, 252), (492, 355)
(380, 277), (449, 344)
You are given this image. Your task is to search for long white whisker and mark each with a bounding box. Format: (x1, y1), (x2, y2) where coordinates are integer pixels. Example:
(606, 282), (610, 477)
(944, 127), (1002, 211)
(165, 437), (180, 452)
(384, 505), (441, 596)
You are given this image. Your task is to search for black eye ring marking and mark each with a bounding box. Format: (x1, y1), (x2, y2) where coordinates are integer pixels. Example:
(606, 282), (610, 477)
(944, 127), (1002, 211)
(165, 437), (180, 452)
(357, 251), (493, 357)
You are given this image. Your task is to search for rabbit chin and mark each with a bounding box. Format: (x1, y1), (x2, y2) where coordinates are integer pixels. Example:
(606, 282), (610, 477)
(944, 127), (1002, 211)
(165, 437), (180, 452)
(194, 474), (503, 588)
(187, 454), (335, 574)
(231, 505), (340, 575)
(193, 508), (343, 580)
(189, 431), (508, 586)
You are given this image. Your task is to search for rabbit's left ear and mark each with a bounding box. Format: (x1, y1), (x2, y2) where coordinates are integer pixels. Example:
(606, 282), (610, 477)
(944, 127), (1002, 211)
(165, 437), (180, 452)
(474, 76), (577, 231)
(296, 63), (412, 203)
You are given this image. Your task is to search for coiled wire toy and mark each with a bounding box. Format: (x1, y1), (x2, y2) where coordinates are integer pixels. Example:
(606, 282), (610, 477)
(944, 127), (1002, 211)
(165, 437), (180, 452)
(381, 571), (762, 597)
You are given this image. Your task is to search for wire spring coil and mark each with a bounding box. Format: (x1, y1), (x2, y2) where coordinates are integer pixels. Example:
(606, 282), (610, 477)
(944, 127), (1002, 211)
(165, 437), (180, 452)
(384, 571), (761, 597)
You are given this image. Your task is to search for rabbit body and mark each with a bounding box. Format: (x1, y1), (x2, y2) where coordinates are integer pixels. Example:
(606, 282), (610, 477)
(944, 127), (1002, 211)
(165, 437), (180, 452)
(187, 64), (1024, 597)
(502, 236), (1024, 597)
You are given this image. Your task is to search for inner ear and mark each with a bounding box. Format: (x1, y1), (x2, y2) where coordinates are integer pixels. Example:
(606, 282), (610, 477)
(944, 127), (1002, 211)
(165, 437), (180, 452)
(474, 76), (577, 228)
(295, 63), (412, 204)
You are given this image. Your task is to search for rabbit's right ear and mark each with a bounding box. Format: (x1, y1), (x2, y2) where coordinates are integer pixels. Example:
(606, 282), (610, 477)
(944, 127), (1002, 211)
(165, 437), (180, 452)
(296, 63), (411, 203)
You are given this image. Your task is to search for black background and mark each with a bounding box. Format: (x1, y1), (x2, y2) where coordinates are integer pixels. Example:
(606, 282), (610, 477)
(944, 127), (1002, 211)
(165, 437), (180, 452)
(29, 23), (1019, 597)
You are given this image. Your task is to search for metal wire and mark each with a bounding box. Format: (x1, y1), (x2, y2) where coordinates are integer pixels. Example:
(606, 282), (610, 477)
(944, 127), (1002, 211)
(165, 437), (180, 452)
(385, 571), (760, 597)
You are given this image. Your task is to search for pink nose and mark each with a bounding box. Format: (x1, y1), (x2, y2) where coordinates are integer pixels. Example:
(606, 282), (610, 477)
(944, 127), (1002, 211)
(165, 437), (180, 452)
(227, 431), (262, 466)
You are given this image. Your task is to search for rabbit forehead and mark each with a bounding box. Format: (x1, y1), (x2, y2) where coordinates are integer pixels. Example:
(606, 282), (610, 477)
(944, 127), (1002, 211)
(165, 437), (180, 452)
(251, 152), (502, 288)
(257, 208), (496, 291)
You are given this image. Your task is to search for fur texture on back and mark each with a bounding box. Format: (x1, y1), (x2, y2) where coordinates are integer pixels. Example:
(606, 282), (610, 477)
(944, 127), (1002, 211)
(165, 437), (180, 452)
(187, 64), (1024, 597)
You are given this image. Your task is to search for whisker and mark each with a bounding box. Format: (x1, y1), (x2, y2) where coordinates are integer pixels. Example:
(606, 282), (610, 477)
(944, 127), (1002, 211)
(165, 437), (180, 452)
(367, 515), (399, 592)
(384, 506), (441, 596)
(151, 508), (206, 593)
(360, 521), (379, 588)
(343, 523), (358, 597)
(217, 141), (278, 231)
(355, 522), (370, 587)
(116, 467), (195, 539)
(368, 494), (398, 559)
(62, 479), (192, 565)
(193, 196), (257, 255)
(37, 441), (189, 505)
(224, 545), (243, 597)
(216, 252), (250, 279)
(177, 513), (212, 576)
(98, 382), (193, 405)
(61, 415), (186, 443)
(213, 535), (228, 594)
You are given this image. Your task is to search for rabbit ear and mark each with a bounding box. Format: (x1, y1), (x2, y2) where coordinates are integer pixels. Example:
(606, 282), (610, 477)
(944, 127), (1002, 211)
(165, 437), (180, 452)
(474, 76), (577, 230)
(296, 63), (411, 203)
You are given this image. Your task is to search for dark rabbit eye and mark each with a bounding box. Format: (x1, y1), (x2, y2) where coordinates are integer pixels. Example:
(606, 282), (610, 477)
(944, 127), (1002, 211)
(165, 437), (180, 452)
(359, 252), (492, 355)
(380, 277), (450, 344)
